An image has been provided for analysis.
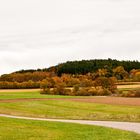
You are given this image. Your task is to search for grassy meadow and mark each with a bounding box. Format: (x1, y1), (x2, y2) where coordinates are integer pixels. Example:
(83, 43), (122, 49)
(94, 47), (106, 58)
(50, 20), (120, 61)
(0, 91), (140, 122)
(0, 117), (140, 140)
(0, 91), (76, 100)
(0, 88), (140, 139)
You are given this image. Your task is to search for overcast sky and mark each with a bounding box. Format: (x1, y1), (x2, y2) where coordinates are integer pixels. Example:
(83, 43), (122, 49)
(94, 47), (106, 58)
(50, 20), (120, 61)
(0, 0), (140, 75)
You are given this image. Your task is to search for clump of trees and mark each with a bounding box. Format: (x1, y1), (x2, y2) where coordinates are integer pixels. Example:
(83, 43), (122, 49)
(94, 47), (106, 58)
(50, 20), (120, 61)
(0, 72), (53, 82)
(0, 81), (40, 89)
(0, 72), (55, 89)
(40, 74), (117, 96)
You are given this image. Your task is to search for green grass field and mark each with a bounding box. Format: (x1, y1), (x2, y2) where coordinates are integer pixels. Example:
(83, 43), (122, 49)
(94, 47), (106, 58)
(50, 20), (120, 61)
(0, 91), (140, 122)
(0, 91), (140, 139)
(0, 91), (75, 100)
(0, 117), (139, 140)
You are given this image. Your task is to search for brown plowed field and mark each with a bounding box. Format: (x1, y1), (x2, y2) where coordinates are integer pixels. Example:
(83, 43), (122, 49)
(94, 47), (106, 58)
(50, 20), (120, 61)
(0, 97), (140, 106)
(67, 97), (140, 106)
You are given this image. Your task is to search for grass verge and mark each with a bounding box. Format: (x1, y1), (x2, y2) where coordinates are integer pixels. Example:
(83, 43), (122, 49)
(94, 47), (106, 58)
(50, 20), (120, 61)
(0, 117), (140, 140)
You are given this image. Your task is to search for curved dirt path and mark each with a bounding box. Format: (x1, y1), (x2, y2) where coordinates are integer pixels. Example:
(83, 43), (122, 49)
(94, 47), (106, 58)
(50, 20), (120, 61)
(0, 114), (140, 134)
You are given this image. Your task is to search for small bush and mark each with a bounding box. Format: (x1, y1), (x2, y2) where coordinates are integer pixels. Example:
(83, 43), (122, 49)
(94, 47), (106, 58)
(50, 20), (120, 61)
(63, 89), (72, 96)
(135, 90), (140, 97)
(76, 88), (92, 96)
(97, 89), (112, 96)
(87, 88), (98, 96)
(121, 89), (140, 97)
(40, 88), (51, 94)
(73, 85), (80, 92)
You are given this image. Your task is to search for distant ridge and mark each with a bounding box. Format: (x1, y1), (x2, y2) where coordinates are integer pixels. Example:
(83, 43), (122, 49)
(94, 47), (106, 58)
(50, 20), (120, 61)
(12, 58), (140, 75)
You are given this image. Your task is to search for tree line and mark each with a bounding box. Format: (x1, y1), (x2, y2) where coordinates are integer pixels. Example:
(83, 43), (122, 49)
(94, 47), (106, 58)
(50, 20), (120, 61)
(0, 59), (140, 89)
(56, 59), (140, 75)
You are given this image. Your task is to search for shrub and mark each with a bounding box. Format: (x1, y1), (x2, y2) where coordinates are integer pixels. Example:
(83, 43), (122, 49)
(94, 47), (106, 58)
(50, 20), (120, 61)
(135, 90), (140, 97)
(40, 88), (51, 94)
(121, 89), (140, 97)
(64, 89), (73, 96)
(87, 88), (98, 96)
(76, 88), (92, 96)
(97, 88), (112, 96)
(94, 77), (117, 93)
(119, 89), (140, 97)
(73, 85), (80, 92)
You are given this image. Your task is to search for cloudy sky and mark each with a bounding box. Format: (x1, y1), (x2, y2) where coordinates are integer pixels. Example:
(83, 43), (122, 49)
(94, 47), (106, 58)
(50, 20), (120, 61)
(0, 0), (140, 74)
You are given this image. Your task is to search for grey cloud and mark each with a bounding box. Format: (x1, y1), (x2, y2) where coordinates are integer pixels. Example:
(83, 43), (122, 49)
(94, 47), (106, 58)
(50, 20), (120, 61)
(0, 0), (140, 74)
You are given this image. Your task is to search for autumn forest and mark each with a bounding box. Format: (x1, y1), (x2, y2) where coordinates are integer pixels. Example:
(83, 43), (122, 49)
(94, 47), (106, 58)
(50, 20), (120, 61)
(0, 59), (140, 97)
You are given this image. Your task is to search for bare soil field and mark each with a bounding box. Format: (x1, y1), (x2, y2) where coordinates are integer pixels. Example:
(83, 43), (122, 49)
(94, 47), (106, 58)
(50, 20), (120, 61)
(67, 97), (140, 106)
(0, 97), (140, 106)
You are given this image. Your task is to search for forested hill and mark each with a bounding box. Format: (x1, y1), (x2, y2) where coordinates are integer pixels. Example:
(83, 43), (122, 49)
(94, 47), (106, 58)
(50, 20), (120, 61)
(56, 59), (140, 75)
(10, 59), (140, 76)
(0, 59), (140, 89)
